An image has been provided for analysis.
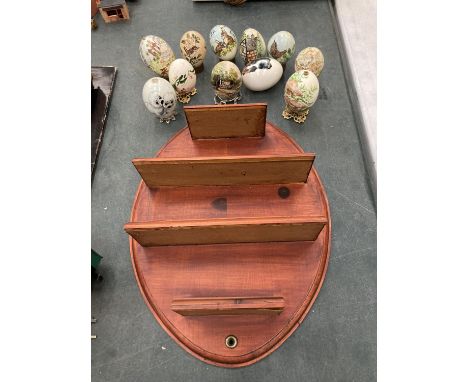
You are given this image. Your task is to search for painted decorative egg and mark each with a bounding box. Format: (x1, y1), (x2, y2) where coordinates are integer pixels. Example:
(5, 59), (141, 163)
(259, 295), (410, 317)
(179, 31), (207, 73)
(209, 25), (238, 61)
(295, 47), (325, 77)
(139, 35), (175, 79)
(210, 61), (242, 104)
(267, 31), (296, 65)
(239, 28), (267, 65)
(168, 59), (197, 104)
(142, 77), (177, 123)
(242, 58), (283, 91)
(282, 70), (319, 123)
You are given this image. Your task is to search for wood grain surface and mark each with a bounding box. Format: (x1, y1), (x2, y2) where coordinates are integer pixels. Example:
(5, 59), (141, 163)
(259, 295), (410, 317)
(127, 121), (331, 367)
(171, 296), (285, 316)
(124, 216), (326, 246)
(185, 103), (267, 139)
(132, 154), (315, 187)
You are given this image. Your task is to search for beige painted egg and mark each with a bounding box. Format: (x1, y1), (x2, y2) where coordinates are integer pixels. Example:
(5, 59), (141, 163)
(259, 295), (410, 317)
(210, 61), (242, 103)
(239, 27), (267, 65)
(242, 58), (283, 91)
(142, 77), (177, 123)
(209, 25), (237, 61)
(139, 35), (175, 79)
(295, 47), (325, 77)
(283, 70), (319, 123)
(168, 59), (197, 103)
(267, 31), (295, 65)
(179, 31), (207, 71)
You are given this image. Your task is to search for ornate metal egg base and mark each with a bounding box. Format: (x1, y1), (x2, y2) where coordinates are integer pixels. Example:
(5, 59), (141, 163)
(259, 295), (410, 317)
(177, 88), (197, 104)
(282, 108), (309, 123)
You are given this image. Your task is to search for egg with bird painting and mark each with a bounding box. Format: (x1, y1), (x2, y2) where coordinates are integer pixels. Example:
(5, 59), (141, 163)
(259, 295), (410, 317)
(139, 35), (175, 79)
(179, 31), (207, 73)
(267, 31), (295, 65)
(282, 70), (319, 123)
(242, 58), (283, 91)
(168, 59), (197, 103)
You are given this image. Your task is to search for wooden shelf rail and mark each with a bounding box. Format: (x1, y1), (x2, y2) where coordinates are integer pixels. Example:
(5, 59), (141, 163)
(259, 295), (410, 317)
(124, 216), (327, 247)
(132, 153), (315, 188)
(171, 296), (285, 316)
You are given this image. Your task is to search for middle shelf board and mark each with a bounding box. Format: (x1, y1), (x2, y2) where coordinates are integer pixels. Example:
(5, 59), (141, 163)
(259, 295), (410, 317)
(124, 216), (327, 247)
(132, 153), (315, 188)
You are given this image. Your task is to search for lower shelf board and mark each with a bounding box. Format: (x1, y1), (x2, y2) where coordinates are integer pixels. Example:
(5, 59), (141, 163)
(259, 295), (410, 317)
(124, 216), (327, 247)
(171, 296), (285, 316)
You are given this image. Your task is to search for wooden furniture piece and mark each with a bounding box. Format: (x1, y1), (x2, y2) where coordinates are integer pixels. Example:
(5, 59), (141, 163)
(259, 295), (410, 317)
(97, 0), (129, 23)
(124, 104), (331, 368)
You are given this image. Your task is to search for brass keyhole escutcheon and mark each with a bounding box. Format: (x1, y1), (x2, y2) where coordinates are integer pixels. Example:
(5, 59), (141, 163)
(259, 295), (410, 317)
(225, 335), (238, 349)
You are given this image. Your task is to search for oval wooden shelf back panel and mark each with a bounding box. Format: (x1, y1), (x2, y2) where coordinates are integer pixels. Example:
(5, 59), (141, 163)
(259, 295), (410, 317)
(128, 122), (331, 368)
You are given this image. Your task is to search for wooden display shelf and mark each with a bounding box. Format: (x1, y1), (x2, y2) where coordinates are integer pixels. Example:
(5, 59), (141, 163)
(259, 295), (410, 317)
(124, 104), (331, 368)
(171, 296), (285, 316)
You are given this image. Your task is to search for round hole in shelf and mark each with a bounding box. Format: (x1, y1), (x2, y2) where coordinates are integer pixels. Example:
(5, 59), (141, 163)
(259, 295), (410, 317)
(225, 335), (238, 349)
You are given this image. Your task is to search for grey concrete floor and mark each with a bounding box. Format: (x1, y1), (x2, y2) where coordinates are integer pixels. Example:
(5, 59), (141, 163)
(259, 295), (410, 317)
(91, 1), (376, 381)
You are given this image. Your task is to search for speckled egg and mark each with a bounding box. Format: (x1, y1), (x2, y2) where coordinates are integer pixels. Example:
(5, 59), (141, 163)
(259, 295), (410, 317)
(239, 28), (267, 65)
(139, 35), (175, 79)
(295, 47), (325, 77)
(142, 77), (177, 123)
(242, 58), (283, 91)
(179, 31), (207, 72)
(209, 25), (238, 61)
(210, 61), (242, 104)
(168, 59), (197, 103)
(267, 31), (295, 65)
(283, 70), (319, 123)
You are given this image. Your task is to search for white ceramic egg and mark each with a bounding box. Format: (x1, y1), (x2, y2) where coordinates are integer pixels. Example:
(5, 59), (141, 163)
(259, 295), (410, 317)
(168, 59), (197, 103)
(295, 47), (325, 77)
(210, 61), (242, 104)
(209, 25), (237, 61)
(179, 31), (207, 72)
(242, 58), (283, 91)
(139, 35), (175, 79)
(267, 31), (296, 65)
(239, 27), (267, 65)
(142, 77), (177, 123)
(282, 70), (319, 123)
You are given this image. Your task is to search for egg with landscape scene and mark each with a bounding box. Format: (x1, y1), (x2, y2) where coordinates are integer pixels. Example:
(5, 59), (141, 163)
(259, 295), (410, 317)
(238, 27), (267, 65)
(210, 61), (242, 104)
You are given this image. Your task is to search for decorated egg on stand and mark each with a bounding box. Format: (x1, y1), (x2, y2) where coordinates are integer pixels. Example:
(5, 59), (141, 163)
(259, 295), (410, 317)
(267, 31), (296, 68)
(295, 47), (325, 77)
(179, 31), (207, 73)
(238, 27), (267, 66)
(142, 77), (177, 123)
(139, 35), (175, 79)
(168, 59), (197, 104)
(210, 61), (242, 104)
(209, 25), (237, 61)
(282, 70), (319, 123)
(242, 58), (283, 91)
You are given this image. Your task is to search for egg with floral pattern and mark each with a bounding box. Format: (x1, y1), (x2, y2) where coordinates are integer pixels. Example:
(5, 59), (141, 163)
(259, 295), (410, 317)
(142, 77), (177, 123)
(168, 59), (197, 103)
(295, 47), (325, 77)
(179, 31), (207, 72)
(139, 35), (175, 79)
(209, 25), (237, 61)
(267, 31), (295, 65)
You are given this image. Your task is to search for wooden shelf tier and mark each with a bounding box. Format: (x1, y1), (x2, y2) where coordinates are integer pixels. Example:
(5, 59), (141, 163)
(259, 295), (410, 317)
(126, 116), (331, 368)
